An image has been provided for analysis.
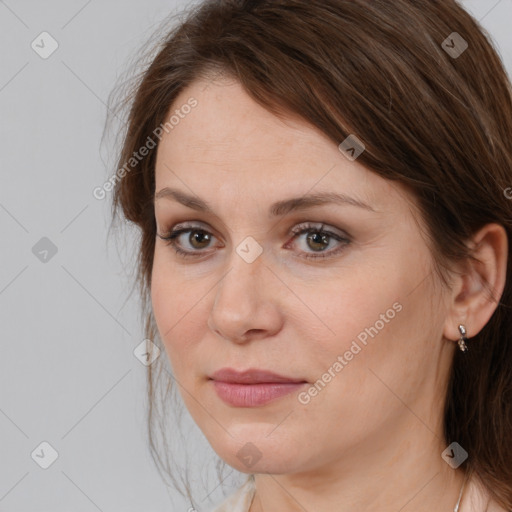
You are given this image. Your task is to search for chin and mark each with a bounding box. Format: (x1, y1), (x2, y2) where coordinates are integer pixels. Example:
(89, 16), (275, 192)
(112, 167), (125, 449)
(208, 429), (306, 475)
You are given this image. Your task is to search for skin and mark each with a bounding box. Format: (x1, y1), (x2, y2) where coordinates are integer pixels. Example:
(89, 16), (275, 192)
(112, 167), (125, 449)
(150, 75), (508, 512)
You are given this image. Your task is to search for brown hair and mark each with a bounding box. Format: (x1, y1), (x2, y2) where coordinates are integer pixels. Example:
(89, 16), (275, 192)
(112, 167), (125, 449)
(108, 0), (512, 508)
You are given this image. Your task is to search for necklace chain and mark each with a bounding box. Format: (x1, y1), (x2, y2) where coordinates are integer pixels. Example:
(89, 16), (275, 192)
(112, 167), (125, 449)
(454, 473), (468, 512)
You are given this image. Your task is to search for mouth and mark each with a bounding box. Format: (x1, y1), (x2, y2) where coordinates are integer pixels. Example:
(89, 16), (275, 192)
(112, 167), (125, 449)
(208, 368), (308, 407)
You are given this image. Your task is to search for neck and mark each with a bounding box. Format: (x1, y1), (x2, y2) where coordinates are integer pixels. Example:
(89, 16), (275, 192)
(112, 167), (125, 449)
(249, 421), (466, 512)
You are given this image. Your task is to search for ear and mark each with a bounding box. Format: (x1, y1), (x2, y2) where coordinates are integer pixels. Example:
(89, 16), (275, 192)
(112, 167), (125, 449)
(443, 223), (508, 344)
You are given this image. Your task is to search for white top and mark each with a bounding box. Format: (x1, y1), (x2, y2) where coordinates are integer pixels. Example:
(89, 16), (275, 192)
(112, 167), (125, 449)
(210, 476), (255, 512)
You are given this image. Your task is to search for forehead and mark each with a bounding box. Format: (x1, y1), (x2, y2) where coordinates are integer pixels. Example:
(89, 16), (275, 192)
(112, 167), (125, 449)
(158, 79), (334, 166)
(154, 78), (405, 214)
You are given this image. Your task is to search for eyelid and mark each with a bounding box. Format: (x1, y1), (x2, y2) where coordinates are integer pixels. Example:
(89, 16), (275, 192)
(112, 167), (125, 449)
(289, 221), (347, 238)
(157, 217), (350, 238)
(158, 220), (222, 244)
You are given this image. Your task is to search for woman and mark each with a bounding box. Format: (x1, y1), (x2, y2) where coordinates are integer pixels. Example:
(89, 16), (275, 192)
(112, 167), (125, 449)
(109, 0), (512, 510)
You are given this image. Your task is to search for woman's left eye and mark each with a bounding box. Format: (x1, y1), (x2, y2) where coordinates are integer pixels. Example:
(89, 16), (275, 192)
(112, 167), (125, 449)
(156, 222), (351, 261)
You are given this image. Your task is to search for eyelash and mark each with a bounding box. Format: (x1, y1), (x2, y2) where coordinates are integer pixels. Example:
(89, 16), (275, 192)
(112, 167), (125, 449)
(157, 222), (351, 261)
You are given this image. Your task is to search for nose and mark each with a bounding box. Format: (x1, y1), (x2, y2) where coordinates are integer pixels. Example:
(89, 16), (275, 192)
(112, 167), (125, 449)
(207, 247), (284, 344)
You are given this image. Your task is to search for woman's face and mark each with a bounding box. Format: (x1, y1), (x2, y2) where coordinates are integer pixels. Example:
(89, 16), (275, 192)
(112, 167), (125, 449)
(151, 76), (454, 475)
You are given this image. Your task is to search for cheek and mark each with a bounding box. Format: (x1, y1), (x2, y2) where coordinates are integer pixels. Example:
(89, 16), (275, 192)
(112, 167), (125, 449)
(327, 276), (438, 415)
(303, 265), (403, 350)
(150, 254), (196, 368)
(151, 256), (173, 337)
(303, 258), (435, 393)
(290, 274), (436, 450)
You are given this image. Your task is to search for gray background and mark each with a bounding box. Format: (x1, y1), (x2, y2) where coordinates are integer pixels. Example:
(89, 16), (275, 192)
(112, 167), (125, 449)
(0, 1), (511, 511)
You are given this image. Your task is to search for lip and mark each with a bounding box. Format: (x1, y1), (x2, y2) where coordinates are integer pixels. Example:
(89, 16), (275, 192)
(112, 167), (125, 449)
(210, 368), (307, 384)
(209, 368), (308, 407)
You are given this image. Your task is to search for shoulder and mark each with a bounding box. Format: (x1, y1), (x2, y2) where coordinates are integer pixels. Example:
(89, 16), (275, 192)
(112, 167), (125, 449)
(209, 475), (256, 512)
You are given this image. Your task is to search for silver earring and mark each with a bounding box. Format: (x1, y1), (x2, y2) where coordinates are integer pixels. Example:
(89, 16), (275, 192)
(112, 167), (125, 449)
(458, 324), (468, 353)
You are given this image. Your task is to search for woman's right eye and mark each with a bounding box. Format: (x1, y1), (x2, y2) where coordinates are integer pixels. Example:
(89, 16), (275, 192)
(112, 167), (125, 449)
(157, 227), (217, 259)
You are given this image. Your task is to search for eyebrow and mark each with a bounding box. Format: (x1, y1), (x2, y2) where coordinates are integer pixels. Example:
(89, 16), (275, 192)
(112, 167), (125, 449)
(154, 187), (376, 216)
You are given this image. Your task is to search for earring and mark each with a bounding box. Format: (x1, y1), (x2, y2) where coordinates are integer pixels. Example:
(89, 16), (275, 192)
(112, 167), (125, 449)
(458, 324), (468, 353)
